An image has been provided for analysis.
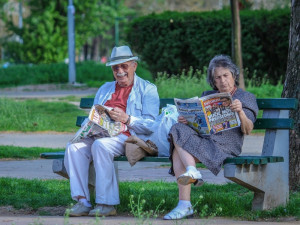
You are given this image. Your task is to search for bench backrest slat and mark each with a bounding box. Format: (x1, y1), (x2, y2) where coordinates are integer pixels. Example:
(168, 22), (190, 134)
(80, 98), (94, 108)
(76, 115), (293, 130)
(81, 98), (298, 110)
(254, 118), (294, 129)
(77, 98), (297, 130)
(257, 98), (298, 110)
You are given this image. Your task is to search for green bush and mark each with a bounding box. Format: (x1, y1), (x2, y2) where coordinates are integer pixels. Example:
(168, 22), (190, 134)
(126, 9), (290, 84)
(0, 61), (153, 87)
(155, 67), (282, 99)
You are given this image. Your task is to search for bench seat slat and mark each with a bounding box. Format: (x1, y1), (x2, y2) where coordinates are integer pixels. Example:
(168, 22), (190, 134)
(40, 151), (65, 159)
(40, 152), (283, 165)
(224, 156), (284, 165)
(114, 156), (170, 162)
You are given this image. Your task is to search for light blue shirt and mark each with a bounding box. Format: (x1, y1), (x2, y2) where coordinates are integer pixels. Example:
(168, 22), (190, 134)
(93, 74), (160, 136)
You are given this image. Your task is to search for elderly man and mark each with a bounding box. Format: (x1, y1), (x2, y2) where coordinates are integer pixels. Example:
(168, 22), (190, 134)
(64, 46), (159, 217)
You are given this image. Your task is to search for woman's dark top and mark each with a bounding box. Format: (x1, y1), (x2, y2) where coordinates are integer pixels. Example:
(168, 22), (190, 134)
(169, 88), (258, 175)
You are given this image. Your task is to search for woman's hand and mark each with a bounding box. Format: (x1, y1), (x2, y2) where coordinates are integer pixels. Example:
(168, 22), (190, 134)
(178, 116), (188, 124)
(108, 107), (129, 123)
(230, 99), (243, 113)
(230, 99), (254, 135)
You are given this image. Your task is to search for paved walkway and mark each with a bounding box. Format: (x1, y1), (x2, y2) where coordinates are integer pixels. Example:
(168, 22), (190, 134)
(1, 216), (299, 225)
(0, 84), (98, 98)
(0, 132), (264, 183)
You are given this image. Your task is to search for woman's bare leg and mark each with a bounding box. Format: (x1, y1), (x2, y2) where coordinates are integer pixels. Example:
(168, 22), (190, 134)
(174, 142), (196, 168)
(172, 146), (192, 201)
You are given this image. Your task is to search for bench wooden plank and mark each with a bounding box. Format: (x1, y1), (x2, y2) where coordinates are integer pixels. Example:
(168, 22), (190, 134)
(80, 98), (94, 109)
(80, 98), (298, 110)
(76, 115), (294, 130)
(76, 116), (87, 127)
(254, 118), (294, 129)
(223, 156), (284, 165)
(256, 98), (298, 110)
(40, 152), (283, 165)
(114, 156), (169, 162)
(40, 151), (65, 159)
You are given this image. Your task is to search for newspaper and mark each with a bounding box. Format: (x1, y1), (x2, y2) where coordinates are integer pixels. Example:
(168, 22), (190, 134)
(174, 92), (240, 135)
(69, 104), (127, 143)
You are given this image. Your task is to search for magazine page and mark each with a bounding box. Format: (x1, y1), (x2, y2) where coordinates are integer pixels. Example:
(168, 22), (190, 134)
(174, 97), (210, 135)
(89, 104), (127, 137)
(200, 92), (241, 134)
(69, 120), (110, 144)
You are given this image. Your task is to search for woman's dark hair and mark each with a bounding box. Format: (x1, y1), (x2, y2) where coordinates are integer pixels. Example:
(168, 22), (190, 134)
(207, 55), (239, 90)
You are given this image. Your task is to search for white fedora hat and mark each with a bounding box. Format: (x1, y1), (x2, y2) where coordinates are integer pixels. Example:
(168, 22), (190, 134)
(106, 46), (139, 66)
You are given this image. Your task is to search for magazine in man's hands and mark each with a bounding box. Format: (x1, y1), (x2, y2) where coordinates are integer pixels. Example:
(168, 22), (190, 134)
(69, 104), (127, 143)
(174, 92), (240, 135)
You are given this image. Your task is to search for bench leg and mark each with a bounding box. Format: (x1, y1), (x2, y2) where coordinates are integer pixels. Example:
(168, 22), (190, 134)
(52, 158), (97, 188)
(52, 158), (120, 188)
(52, 158), (69, 179)
(224, 163), (289, 210)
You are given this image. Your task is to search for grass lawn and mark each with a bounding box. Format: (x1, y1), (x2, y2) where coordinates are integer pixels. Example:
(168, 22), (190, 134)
(0, 98), (86, 132)
(0, 146), (64, 159)
(0, 178), (299, 220)
(0, 145), (298, 220)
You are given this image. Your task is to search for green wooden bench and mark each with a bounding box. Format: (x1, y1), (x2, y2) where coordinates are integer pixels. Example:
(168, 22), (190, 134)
(40, 97), (297, 211)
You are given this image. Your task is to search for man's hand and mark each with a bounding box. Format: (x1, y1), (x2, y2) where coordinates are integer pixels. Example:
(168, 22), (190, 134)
(108, 107), (129, 123)
(178, 116), (188, 124)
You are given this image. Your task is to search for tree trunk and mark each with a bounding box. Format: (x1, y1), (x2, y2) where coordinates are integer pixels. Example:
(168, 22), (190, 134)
(281, 0), (300, 191)
(83, 42), (89, 61)
(91, 36), (100, 61)
(230, 0), (245, 90)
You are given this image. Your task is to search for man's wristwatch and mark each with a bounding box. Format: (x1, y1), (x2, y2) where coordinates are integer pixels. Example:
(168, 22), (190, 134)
(125, 115), (131, 125)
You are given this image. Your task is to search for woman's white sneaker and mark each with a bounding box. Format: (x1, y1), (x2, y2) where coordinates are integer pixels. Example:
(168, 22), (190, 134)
(163, 206), (193, 220)
(177, 170), (204, 186)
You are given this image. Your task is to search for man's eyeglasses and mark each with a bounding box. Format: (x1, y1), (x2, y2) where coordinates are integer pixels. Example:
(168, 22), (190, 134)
(112, 63), (132, 72)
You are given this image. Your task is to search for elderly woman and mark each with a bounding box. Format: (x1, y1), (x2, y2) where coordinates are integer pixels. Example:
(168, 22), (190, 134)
(164, 55), (259, 220)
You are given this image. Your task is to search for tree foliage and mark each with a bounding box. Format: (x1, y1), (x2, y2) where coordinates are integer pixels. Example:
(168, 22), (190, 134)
(126, 9), (290, 84)
(0, 0), (131, 63)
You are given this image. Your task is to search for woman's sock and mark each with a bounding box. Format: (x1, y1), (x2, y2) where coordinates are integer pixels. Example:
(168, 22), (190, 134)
(79, 198), (92, 207)
(177, 200), (192, 210)
(186, 165), (197, 172)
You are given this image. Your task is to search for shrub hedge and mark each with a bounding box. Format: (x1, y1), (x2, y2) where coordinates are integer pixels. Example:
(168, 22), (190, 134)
(126, 9), (290, 84)
(0, 61), (153, 87)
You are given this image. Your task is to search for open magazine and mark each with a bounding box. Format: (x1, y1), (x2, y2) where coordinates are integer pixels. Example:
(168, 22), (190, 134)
(174, 92), (240, 135)
(69, 104), (127, 143)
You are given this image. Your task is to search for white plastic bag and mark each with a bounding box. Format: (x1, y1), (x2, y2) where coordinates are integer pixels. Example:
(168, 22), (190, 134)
(147, 104), (179, 157)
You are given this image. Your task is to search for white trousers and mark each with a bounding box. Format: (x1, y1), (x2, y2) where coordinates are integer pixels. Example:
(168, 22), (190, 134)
(64, 134), (128, 205)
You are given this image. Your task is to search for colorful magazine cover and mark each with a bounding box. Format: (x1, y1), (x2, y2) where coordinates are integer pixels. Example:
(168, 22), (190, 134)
(174, 92), (240, 135)
(174, 97), (210, 134)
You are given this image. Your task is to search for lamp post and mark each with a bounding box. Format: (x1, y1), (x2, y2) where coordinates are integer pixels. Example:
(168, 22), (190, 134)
(68, 0), (76, 84)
